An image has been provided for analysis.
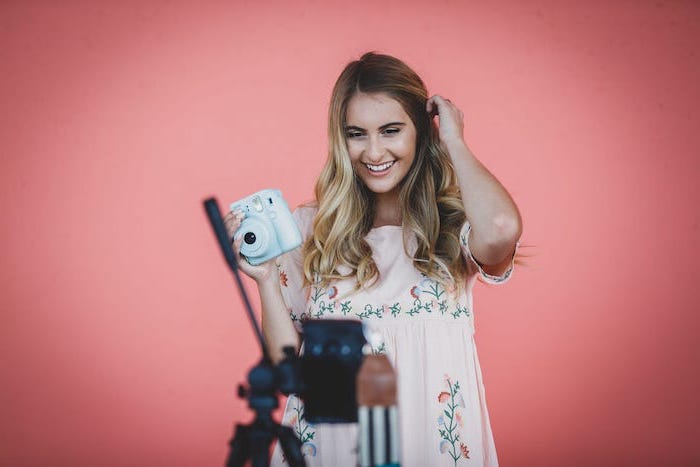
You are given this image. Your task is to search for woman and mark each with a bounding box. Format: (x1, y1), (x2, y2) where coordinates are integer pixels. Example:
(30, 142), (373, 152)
(226, 52), (521, 467)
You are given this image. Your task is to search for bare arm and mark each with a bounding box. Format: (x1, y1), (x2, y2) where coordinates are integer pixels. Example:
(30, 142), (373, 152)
(427, 95), (522, 276)
(224, 211), (300, 363)
(256, 273), (300, 363)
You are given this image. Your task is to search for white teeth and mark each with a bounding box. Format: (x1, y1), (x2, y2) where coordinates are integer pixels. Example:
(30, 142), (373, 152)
(365, 161), (395, 172)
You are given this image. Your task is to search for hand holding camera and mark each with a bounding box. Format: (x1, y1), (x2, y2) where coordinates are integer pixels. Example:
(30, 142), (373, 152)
(224, 189), (302, 282)
(224, 210), (275, 283)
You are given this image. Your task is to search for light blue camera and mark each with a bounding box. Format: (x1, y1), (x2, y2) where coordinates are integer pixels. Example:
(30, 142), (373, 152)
(229, 189), (302, 266)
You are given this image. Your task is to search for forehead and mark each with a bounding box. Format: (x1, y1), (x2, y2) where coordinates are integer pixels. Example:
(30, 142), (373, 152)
(345, 92), (409, 126)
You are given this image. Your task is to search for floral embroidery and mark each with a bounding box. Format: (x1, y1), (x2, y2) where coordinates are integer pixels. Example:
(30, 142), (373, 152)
(310, 285), (325, 304)
(296, 275), (469, 321)
(327, 286), (338, 299)
(419, 277), (449, 314)
(280, 270), (288, 287)
(306, 284), (349, 318)
(388, 302), (401, 317)
(355, 304), (383, 319)
(451, 304), (470, 319)
(437, 374), (469, 465)
(315, 300), (336, 318)
(289, 398), (316, 459)
(371, 342), (386, 355)
(289, 310), (311, 327)
(340, 300), (352, 315)
(407, 297), (432, 316)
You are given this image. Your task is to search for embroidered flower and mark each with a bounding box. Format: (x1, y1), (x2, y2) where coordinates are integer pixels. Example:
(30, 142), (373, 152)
(301, 443), (317, 457)
(279, 271), (288, 287)
(327, 286), (338, 299)
(410, 285), (422, 299)
(455, 393), (466, 408)
(438, 374), (467, 464)
(290, 399), (316, 454)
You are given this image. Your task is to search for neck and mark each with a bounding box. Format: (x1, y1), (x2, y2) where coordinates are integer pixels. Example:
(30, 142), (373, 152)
(373, 190), (402, 227)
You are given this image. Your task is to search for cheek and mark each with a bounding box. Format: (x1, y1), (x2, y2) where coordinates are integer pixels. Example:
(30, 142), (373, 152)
(345, 141), (363, 160)
(393, 137), (416, 156)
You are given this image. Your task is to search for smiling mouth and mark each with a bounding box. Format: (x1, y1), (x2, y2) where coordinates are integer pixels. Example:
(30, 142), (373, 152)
(364, 161), (395, 172)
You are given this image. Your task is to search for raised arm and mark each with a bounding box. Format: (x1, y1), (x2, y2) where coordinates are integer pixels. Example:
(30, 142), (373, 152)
(224, 210), (300, 363)
(427, 95), (522, 277)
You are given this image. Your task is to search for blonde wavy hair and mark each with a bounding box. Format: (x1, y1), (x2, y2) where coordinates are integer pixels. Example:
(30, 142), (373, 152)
(303, 52), (468, 290)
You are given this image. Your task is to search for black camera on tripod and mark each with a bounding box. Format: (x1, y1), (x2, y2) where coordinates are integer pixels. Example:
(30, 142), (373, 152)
(278, 319), (367, 424)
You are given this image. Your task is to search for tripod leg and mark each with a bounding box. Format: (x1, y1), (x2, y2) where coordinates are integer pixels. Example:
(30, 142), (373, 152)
(227, 424), (251, 467)
(277, 425), (305, 467)
(250, 426), (275, 467)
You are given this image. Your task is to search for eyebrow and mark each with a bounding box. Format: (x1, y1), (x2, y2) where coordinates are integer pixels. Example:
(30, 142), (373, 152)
(344, 122), (406, 131)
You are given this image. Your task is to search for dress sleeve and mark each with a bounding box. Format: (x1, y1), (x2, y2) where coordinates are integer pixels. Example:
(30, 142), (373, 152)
(276, 206), (315, 332)
(460, 221), (518, 285)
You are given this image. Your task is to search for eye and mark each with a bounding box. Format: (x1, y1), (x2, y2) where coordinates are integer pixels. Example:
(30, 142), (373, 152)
(382, 127), (400, 135)
(345, 130), (364, 138)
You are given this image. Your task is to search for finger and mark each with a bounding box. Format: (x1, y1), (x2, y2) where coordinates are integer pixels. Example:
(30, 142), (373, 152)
(224, 210), (245, 237)
(427, 95), (446, 116)
(430, 95), (453, 116)
(431, 94), (447, 106)
(233, 235), (262, 276)
(224, 217), (240, 238)
(232, 235), (248, 268)
(440, 98), (463, 119)
(444, 98), (459, 113)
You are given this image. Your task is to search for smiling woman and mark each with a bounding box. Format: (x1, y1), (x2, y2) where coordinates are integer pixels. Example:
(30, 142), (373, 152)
(225, 52), (522, 466)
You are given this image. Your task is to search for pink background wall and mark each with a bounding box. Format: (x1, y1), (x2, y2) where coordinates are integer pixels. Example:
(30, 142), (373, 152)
(2, 1), (698, 465)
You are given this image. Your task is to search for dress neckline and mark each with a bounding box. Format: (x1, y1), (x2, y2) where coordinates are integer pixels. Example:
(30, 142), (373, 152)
(369, 224), (404, 233)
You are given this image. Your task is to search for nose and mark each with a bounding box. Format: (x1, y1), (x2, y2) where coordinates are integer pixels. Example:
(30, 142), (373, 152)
(366, 134), (385, 162)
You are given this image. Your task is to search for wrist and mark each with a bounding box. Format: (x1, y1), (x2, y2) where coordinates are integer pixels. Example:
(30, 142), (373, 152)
(442, 138), (470, 159)
(256, 269), (281, 290)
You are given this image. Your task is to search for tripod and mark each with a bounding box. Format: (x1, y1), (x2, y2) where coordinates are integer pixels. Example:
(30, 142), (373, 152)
(226, 356), (305, 467)
(204, 198), (306, 467)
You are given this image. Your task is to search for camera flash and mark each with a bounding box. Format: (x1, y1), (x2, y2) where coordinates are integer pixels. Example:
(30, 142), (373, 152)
(251, 196), (264, 213)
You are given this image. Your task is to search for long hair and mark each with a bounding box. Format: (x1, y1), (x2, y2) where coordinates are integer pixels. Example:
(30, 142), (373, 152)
(303, 52), (468, 290)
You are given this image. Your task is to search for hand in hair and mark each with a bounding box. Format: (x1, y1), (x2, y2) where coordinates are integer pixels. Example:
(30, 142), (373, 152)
(223, 210), (280, 284)
(426, 94), (465, 149)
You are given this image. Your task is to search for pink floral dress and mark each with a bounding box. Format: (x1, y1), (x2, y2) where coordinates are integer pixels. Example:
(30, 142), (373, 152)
(270, 207), (515, 467)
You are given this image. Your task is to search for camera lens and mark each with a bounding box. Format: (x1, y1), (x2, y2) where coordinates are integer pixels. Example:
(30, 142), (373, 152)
(244, 232), (256, 245)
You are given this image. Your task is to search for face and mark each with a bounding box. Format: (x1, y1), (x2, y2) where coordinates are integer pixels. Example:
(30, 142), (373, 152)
(344, 92), (417, 198)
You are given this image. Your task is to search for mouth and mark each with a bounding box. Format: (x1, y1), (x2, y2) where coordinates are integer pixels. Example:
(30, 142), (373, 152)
(364, 161), (396, 173)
